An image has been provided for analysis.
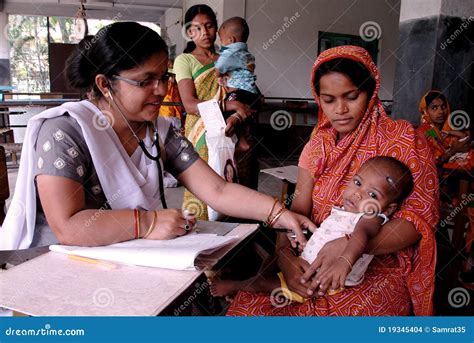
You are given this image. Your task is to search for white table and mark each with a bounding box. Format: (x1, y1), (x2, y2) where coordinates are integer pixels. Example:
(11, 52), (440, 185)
(0, 223), (258, 316)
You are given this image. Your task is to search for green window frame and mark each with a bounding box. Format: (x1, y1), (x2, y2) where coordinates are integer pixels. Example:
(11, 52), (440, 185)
(318, 31), (379, 64)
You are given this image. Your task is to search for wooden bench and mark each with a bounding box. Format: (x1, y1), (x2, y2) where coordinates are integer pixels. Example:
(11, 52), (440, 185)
(0, 143), (22, 165)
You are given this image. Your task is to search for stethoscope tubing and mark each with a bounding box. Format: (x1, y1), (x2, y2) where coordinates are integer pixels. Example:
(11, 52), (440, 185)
(109, 91), (168, 209)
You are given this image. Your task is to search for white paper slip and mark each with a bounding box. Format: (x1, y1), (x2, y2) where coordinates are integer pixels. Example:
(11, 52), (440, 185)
(49, 234), (237, 271)
(197, 99), (226, 137)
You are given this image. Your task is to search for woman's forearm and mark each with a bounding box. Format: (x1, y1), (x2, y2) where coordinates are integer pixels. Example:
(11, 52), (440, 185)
(58, 209), (154, 246)
(180, 159), (275, 222)
(366, 218), (421, 255)
(203, 181), (274, 222)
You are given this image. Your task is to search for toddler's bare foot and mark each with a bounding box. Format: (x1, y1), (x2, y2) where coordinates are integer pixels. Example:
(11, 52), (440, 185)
(209, 280), (244, 297)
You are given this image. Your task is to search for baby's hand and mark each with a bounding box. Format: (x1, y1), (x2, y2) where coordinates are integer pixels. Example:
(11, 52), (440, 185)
(313, 257), (351, 296)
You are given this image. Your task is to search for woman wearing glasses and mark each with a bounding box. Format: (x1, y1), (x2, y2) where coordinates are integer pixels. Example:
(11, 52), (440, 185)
(0, 22), (314, 249)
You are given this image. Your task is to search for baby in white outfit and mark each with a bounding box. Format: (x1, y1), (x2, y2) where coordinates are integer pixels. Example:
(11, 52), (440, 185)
(209, 156), (414, 301)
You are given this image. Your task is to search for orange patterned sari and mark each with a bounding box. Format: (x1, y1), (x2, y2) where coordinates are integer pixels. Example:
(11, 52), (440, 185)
(227, 46), (439, 316)
(416, 91), (473, 170)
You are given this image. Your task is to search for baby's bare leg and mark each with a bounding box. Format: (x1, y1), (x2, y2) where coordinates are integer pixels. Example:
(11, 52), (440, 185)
(210, 274), (280, 297)
(234, 123), (252, 153)
(210, 254), (280, 296)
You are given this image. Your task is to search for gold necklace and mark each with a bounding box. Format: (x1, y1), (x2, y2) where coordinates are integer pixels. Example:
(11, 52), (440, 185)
(193, 52), (216, 63)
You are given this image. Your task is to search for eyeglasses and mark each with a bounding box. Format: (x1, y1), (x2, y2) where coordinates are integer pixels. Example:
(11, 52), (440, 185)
(111, 72), (173, 89)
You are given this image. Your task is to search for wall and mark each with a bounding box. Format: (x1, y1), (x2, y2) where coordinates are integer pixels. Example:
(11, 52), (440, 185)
(399, 0), (442, 22)
(244, 0), (401, 100)
(392, 0), (474, 124)
(164, 0), (401, 100)
(160, 7), (184, 58)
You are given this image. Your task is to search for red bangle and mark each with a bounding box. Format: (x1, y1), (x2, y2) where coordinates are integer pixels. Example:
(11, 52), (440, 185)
(134, 209), (139, 239)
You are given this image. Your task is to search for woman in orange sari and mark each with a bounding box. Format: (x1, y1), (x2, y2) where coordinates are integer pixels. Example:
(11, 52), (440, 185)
(226, 46), (439, 316)
(416, 90), (471, 168)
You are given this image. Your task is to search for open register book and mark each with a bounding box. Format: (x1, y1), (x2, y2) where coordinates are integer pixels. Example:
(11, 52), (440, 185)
(49, 224), (238, 271)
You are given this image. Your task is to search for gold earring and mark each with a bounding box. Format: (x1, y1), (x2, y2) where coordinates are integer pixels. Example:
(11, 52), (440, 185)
(106, 94), (111, 110)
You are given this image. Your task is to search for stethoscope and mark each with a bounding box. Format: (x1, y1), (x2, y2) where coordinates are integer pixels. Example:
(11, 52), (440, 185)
(107, 89), (168, 210)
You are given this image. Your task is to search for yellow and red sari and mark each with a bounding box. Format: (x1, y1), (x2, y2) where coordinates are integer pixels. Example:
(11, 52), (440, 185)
(182, 62), (226, 220)
(227, 46), (439, 316)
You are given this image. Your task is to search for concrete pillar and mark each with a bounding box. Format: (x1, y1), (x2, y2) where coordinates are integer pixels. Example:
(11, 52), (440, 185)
(160, 8), (185, 59)
(0, 11), (10, 85)
(392, 0), (474, 126)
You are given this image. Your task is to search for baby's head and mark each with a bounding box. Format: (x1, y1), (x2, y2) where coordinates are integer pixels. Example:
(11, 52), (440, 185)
(342, 156), (414, 217)
(218, 17), (249, 46)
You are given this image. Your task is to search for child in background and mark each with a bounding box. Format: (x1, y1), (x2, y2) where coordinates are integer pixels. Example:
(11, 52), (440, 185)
(215, 17), (261, 153)
(160, 58), (183, 188)
(210, 156), (414, 301)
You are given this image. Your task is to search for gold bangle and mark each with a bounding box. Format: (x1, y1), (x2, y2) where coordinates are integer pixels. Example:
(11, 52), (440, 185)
(232, 112), (243, 123)
(269, 207), (286, 227)
(338, 255), (353, 270)
(144, 210), (157, 238)
(264, 198), (279, 226)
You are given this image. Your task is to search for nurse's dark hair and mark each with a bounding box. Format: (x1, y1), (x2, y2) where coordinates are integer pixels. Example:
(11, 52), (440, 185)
(66, 22), (168, 98)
